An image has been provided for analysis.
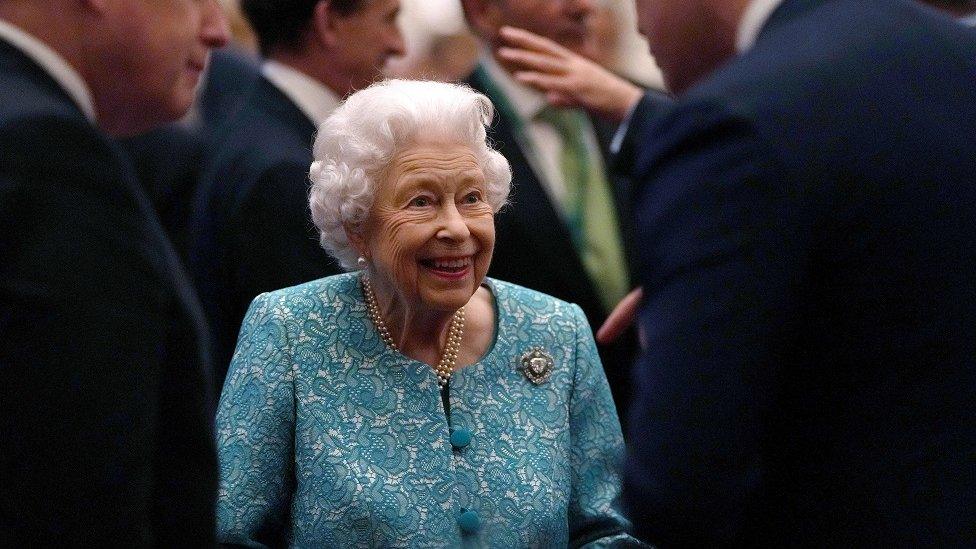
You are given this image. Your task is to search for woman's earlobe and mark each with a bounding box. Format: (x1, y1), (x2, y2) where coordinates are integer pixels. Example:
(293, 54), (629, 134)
(344, 224), (368, 257)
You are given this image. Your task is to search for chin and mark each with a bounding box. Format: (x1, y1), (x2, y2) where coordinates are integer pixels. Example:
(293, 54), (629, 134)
(421, 285), (477, 312)
(171, 85), (198, 116)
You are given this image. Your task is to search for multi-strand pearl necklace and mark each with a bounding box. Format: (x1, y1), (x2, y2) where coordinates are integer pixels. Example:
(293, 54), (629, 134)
(361, 275), (464, 387)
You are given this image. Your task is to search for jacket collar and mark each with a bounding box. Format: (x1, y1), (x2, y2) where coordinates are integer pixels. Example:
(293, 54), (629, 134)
(755, 0), (831, 45)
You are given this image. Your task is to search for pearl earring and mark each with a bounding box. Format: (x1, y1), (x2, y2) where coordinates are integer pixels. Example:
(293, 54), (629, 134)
(357, 256), (368, 270)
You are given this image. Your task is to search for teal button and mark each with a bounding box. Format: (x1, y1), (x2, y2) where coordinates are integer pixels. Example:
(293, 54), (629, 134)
(458, 509), (481, 534)
(450, 428), (472, 449)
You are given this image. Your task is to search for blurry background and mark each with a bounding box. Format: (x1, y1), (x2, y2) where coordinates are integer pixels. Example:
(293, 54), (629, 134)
(215, 0), (666, 92)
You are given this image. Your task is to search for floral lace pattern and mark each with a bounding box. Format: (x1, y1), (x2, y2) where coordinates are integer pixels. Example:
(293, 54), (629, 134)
(216, 272), (638, 547)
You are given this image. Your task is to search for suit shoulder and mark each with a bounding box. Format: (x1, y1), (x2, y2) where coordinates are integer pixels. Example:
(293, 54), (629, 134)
(205, 86), (313, 164)
(201, 109), (312, 198)
(0, 68), (80, 124)
(690, 0), (975, 116)
(0, 108), (103, 150)
(0, 113), (124, 190)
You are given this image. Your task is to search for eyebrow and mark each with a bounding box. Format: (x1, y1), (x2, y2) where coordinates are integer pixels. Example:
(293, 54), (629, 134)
(393, 170), (486, 199)
(399, 167), (484, 185)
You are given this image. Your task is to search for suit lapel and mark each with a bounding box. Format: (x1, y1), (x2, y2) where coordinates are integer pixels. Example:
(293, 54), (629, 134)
(756, 0), (830, 43)
(252, 76), (318, 148)
(466, 66), (606, 308)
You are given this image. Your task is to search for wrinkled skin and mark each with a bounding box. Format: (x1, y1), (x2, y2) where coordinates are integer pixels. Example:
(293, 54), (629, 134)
(352, 142), (495, 335)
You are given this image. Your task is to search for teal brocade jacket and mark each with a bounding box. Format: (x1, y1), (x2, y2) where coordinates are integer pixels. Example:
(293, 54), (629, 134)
(216, 273), (639, 547)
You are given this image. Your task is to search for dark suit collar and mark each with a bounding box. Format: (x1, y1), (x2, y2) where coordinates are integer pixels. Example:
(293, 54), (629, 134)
(469, 64), (523, 133)
(0, 37), (86, 121)
(250, 75), (318, 142)
(756, 0), (831, 43)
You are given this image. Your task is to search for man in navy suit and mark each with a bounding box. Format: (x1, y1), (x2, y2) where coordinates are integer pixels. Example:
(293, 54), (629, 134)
(623, 0), (976, 545)
(0, 0), (227, 545)
(191, 0), (404, 384)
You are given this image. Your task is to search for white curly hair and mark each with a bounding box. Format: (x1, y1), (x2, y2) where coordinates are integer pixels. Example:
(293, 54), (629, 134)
(308, 79), (512, 270)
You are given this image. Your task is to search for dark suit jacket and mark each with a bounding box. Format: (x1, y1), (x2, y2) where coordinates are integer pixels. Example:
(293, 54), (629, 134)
(195, 45), (260, 133)
(466, 66), (642, 422)
(625, 0), (976, 545)
(612, 88), (674, 178)
(190, 76), (341, 386)
(119, 123), (206, 259)
(0, 40), (216, 546)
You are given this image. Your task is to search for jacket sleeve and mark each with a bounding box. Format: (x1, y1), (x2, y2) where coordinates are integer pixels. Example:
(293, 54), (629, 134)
(610, 89), (674, 179)
(216, 292), (297, 548)
(625, 98), (802, 546)
(566, 304), (646, 548)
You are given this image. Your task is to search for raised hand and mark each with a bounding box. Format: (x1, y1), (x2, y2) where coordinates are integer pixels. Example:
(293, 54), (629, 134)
(497, 26), (642, 123)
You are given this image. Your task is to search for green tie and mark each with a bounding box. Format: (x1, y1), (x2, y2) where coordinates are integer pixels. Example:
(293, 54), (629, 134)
(536, 106), (629, 313)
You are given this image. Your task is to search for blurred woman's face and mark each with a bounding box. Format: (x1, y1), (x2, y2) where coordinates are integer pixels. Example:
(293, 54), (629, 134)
(359, 141), (495, 313)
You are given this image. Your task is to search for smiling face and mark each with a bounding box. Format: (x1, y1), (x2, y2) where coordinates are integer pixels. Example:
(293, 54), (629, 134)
(355, 141), (495, 315)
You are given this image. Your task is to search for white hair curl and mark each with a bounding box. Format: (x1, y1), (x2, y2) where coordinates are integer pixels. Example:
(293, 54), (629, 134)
(308, 79), (512, 270)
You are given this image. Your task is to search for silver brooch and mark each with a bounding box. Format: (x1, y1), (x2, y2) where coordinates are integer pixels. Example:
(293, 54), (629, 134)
(519, 347), (554, 385)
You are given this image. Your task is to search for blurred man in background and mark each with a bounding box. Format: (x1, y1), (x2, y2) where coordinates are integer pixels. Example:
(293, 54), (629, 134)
(118, 0), (260, 259)
(190, 0), (404, 385)
(0, 0), (227, 544)
(459, 0), (650, 422)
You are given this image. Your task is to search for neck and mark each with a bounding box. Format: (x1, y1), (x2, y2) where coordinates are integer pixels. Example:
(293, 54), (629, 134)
(365, 272), (460, 363)
(269, 46), (351, 99)
(929, 1), (976, 17)
(0, 3), (84, 77)
(667, 1), (746, 95)
(1, 2), (153, 135)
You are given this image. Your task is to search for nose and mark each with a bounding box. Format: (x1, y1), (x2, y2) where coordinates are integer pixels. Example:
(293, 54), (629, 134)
(202, 0), (231, 49)
(388, 25), (406, 58)
(436, 203), (470, 242)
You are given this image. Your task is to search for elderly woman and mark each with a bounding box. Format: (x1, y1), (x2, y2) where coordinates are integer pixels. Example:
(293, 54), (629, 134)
(215, 80), (637, 547)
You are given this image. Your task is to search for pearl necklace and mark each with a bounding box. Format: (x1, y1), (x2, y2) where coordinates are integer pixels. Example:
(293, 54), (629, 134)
(361, 275), (464, 387)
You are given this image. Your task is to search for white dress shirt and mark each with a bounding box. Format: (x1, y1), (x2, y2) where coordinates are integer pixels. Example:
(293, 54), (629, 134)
(480, 51), (607, 213)
(0, 18), (96, 122)
(261, 60), (341, 127)
(736, 0), (788, 53)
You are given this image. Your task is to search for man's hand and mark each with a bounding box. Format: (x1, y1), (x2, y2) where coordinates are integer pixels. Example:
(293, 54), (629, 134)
(596, 287), (644, 346)
(497, 26), (642, 123)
